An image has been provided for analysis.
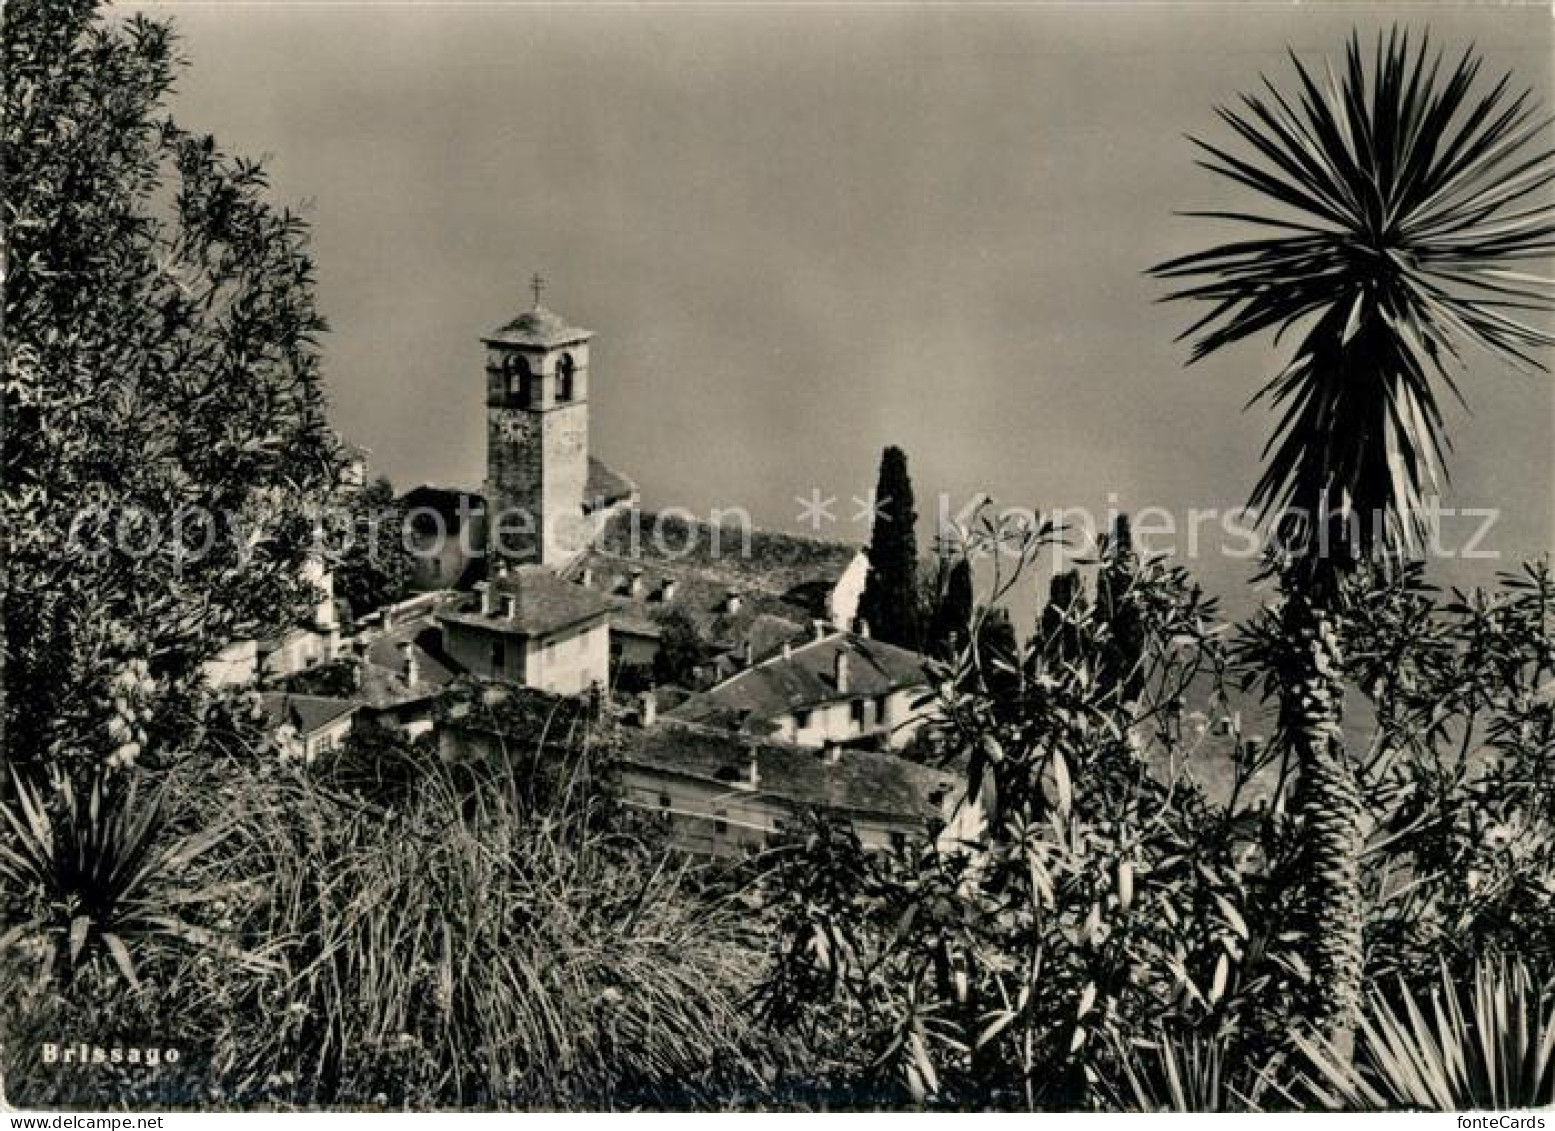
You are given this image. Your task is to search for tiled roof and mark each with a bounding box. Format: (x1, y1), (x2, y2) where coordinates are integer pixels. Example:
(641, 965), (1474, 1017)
(592, 573), (811, 652)
(399, 484), (485, 528)
(619, 720), (959, 825)
(398, 462), (631, 522)
(564, 508), (860, 650)
(585, 457), (637, 512)
(355, 625), (457, 709)
(588, 509), (858, 588)
(259, 692), (359, 737)
(365, 629), (456, 689)
(666, 631), (931, 727)
(484, 306), (593, 349)
(438, 566), (612, 640)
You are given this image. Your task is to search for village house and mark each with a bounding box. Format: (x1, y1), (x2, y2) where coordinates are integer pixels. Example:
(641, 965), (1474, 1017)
(253, 592), (461, 754)
(615, 716), (960, 855)
(351, 617), (458, 738)
(437, 565), (613, 696)
(665, 627), (936, 751)
(401, 483), (487, 592)
(259, 692), (359, 762)
(440, 688), (962, 857)
(562, 509), (867, 682)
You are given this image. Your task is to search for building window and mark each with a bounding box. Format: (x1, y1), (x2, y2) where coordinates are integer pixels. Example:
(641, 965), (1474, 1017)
(556, 353), (576, 402)
(850, 699), (867, 727)
(876, 695), (890, 722)
(659, 793), (671, 809)
(794, 708), (812, 729)
(890, 831), (907, 852)
(490, 638), (505, 672)
(507, 356), (533, 405)
(714, 815), (728, 835)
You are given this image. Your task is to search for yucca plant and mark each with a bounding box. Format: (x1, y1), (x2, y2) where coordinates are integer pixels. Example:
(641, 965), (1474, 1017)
(1107, 1032), (1236, 1112)
(1293, 957), (1555, 1110)
(1152, 28), (1555, 1045)
(0, 769), (264, 989)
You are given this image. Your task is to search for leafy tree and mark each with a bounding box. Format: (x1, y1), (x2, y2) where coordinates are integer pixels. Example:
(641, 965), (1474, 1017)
(1150, 29), (1555, 1046)
(2, 1), (340, 774)
(857, 446), (922, 650)
(926, 556), (974, 659)
(328, 475), (412, 620)
(756, 545), (1264, 1107)
(652, 608), (705, 689)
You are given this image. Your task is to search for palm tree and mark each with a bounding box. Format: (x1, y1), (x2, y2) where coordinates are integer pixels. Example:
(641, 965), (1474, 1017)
(1151, 28), (1555, 1047)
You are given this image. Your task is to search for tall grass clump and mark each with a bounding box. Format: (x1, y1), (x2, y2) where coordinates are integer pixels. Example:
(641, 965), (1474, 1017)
(2, 716), (788, 1109)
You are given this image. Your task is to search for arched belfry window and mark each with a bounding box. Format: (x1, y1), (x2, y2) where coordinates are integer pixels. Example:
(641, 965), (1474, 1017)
(507, 356), (533, 406)
(556, 353), (576, 403)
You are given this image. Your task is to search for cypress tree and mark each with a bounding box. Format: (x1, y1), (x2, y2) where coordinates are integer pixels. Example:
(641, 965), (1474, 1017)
(1036, 569), (1087, 670)
(1096, 514), (1146, 703)
(927, 556), (974, 659)
(857, 446), (921, 650)
(974, 606), (1020, 705)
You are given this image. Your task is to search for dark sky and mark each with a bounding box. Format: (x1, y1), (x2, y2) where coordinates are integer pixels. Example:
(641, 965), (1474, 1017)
(135, 1), (1552, 617)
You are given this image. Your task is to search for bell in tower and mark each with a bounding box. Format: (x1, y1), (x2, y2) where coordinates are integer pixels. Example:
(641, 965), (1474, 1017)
(482, 276), (593, 568)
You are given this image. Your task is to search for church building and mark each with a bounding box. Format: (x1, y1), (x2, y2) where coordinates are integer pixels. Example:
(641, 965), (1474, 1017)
(407, 282), (871, 697)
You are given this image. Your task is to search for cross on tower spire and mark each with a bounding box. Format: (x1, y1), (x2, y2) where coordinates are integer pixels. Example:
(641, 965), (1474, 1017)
(529, 272), (547, 308)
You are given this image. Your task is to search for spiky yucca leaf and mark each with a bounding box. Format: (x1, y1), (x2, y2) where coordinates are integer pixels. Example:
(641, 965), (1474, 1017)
(1108, 1032), (1237, 1112)
(0, 771), (270, 987)
(1153, 27), (1555, 556)
(1295, 958), (1555, 1110)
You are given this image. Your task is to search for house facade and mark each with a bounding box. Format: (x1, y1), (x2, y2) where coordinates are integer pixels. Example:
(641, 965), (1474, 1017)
(260, 693), (359, 763)
(437, 565), (612, 696)
(615, 718), (961, 856)
(666, 628), (936, 751)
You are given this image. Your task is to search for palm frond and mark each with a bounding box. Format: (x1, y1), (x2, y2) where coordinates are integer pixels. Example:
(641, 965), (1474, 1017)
(1150, 27), (1555, 557)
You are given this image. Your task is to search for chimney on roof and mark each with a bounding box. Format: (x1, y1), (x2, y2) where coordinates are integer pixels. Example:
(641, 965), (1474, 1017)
(724, 592), (742, 615)
(747, 744), (761, 790)
(503, 593), (519, 620)
(398, 639), (419, 686)
(855, 617), (870, 638)
(629, 569), (645, 598)
(497, 560), (511, 581)
(742, 639), (754, 668)
(476, 581), (495, 616)
(823, 743), (843, 765)
(812, 620), (827, 642)
(781, 640), (792, 662)
(638, 689), (657, 728)
(580, 566), (594, 588)
(835, 649), (850, 694)
(660, 578), (678, 603)
(381, 605), (394, 631)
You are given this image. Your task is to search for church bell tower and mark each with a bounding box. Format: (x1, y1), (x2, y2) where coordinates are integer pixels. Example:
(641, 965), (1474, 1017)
(483, 276), (592, 568)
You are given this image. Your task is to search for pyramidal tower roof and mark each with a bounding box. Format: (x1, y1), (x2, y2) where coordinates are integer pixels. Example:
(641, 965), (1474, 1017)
(485, 304), (593, 349)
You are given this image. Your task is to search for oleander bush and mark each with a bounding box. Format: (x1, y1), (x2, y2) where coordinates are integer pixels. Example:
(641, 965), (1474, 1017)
(749, 512), (1555, 1109)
